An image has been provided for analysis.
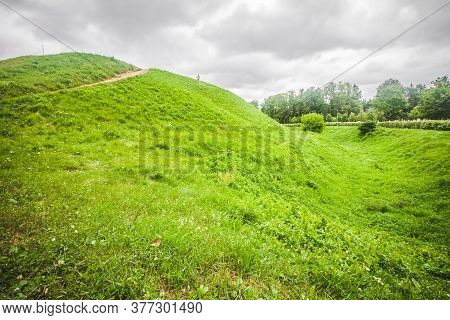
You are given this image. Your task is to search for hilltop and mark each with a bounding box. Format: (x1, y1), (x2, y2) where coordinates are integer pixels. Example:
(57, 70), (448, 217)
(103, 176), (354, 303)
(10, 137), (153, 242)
(0, 54), (448, 299)
(0, 53), (137, 99)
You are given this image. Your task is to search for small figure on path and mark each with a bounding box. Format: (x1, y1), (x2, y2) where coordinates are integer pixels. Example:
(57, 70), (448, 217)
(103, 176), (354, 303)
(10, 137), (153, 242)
(196, 74), (200, 81)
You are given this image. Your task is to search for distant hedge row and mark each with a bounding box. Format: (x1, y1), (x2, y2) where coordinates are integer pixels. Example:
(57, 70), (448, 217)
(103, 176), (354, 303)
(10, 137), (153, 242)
(324, 120), (450, 131)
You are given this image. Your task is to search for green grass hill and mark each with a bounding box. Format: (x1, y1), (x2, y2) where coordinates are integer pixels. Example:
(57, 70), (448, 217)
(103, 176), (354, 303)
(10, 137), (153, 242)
(0, 53), (448, 299)
(0, 53), (137, 99)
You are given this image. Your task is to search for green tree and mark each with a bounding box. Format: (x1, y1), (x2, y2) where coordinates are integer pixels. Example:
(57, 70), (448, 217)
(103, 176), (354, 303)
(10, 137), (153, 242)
(328, 82), (363, 116)
(362, 99), (373, 111)
(323, 82), (337, 104)
(405, 84), (425, 112)
(261, 93), (291, 123)
(373, 79), (407, 120)
(412, 76), (450, 119)
(432, 76), (450, 88)
(376, 79), (403, 92)
(302, 87), (326, 116)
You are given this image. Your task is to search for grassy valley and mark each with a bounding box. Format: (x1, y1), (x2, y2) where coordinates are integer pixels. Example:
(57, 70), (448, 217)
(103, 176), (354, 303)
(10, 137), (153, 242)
(0, 53), (448, 299)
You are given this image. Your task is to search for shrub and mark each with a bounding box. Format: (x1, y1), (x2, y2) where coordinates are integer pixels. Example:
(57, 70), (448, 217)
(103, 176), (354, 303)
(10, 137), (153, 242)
(408, 107), (421, 119)
(356, 111), (367, 122)
(290, 116), (301, 124)
(366, 108), (379, 121)
(348, 112), (357, 122)
(325, 120), (450, 131)
(379, 120), (450, 130)
(325, 122), (359, 126)
(358, 120), (377, 135)
(325, 114), (333, 122)
(339, 113), (349, 122)
(301, 113), (324, 132)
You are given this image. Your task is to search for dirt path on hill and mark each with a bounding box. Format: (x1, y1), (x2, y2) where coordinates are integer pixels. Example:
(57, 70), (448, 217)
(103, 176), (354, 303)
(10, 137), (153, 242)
(79, 68), (149, 88)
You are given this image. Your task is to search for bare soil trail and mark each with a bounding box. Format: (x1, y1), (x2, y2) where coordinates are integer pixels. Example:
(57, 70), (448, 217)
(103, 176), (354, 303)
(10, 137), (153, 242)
(79, 68), (149, 88)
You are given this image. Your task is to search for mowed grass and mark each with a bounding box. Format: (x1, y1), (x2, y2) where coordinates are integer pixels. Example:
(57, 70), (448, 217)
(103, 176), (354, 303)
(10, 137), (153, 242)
(0, 61), (449, 299)
(0, 53), (137, 99)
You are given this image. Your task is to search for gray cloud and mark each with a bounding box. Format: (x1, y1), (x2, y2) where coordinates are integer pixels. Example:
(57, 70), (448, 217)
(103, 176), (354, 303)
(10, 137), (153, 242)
(1, 0), (449, 101)
(199, 0), (450, 59)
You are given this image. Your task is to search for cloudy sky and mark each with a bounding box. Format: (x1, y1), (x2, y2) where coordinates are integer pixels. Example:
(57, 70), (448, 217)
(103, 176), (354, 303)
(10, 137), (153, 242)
(1, 0), (449, 101)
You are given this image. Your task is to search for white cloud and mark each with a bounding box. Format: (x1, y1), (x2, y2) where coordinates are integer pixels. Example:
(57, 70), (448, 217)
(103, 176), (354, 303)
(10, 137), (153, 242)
(0, 0), (449, 101)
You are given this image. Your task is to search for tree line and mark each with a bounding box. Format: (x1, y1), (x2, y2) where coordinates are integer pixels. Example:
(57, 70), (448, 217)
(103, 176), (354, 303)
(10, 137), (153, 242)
(254, 76), (450, 123)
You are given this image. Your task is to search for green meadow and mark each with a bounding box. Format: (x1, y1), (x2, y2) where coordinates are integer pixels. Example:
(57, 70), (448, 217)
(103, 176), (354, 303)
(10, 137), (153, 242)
(0, 53), (448, 299)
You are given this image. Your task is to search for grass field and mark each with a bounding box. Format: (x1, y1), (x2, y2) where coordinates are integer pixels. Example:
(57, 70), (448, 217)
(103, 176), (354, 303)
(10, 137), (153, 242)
(0, 54), (449, 299)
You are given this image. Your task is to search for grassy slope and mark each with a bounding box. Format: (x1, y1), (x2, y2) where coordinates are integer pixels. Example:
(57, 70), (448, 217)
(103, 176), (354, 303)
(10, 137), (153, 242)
(0, 53), (137, 99)
(0, 67), (449, 299)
